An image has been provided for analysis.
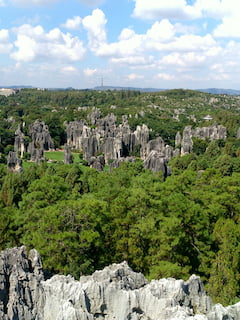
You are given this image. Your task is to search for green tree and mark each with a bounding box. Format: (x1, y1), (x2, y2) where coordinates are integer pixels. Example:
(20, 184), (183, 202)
(208, 219), (240, 305)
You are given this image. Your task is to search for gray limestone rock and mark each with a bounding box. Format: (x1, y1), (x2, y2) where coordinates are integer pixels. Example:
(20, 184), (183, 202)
(64, 144), (73, 164)
(175, 131), (182, 148)
(65, 114), (150, 166)
(237, 128), (240, 139)
(143, 150), (168, 176)
(29, 120), (54, 151)
(0, 246), (44, 320)
(7, 151), (22, 172)
(14, 125), (26, 158)
(89, 155), (105, 171)
(27, 120), (54, 163)
(1, 247), (240, 320)
(28, 143), (45, 163)
(178, 124), (227, 156)
(181, 126), (193, 156)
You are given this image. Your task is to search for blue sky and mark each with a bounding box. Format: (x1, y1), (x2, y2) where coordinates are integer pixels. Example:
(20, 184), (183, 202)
(0, 0), (240, 89)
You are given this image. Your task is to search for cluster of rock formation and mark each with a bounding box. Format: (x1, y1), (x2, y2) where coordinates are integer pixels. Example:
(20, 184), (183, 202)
(175, 124), (227, 156)
(13, 120), (54, 165)
(65, 109), (175, 175)
(28, 120), (54, 162)
(65, 110), (228, 174)
(0, 246), (240, 320)
(10, 111), (233, 174)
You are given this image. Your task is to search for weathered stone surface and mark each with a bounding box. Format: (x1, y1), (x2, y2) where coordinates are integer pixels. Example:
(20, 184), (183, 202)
(0, 246), (44, 320)
(177, 124), (227, 156)
(1, 247), (240, 320)
(64, 144), (73, 164)
(7, 151), (22, 172)
(29, 120), (54, 151)
(42, 262), (240, 320)
(89, 155), (105, 171)
(175, 131), (182, 148)
(27, 120), (54, 163)
(143, 150), (168, 176)
(14, 125), (26, 158)
(28, 143), (45, 163)
(109, 157), (136, 170)
(237, 127), (240, 139)
(181, 126), (193, 156)
(65, 112), (150, 165)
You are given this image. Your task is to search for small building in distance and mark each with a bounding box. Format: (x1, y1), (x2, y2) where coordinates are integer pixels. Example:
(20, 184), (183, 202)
(0, 88), (19, 97)
(203, 114), (213, 121)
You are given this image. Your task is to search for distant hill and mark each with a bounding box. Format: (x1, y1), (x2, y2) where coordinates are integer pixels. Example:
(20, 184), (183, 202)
(197, 88), (240, 95)
(93, 86), (165, 92)
(94, 86), (240, 95)
(1, 85), (240, 95)
(0, 85), (33, 89)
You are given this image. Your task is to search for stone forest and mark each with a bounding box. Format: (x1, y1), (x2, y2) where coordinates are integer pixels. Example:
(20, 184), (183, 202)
(0, 88), (239, 319)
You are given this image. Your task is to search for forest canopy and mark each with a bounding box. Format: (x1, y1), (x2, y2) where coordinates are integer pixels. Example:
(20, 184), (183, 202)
(0, 88), (239, 306)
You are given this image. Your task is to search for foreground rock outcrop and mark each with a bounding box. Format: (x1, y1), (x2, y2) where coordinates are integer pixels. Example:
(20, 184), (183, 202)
(1, 247), (240, 320)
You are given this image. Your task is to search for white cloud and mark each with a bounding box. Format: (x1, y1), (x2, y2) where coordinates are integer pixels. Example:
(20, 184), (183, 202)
(61, 16), (82, 30)
(110, 56), (153, 66)
(132, 0), (240, 32)
(194, 0), (240, 38)
(127, 73), (144, 81)
(118, 28), (136, 41)
(160, 52), (206, 69)
(146, 19), (175, 42)
(0, 29), (13, 53)
(132, 0), (201, 20)
(61, 66), (78, 74)
(157, 73), (176, 81)
(78, 0), (105, 6)
(82, 9), (107, 52)
(83, 68), (98, 77)
(11, 0), (58, 5)
(214, 16), (240, 38)
(0, 0), (5, 6)
(11, 24), (86, 62)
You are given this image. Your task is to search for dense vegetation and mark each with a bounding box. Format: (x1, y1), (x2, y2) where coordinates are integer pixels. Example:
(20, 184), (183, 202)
(0, 88), (240, 306)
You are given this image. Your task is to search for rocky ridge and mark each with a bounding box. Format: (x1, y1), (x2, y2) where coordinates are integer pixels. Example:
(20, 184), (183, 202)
(0, 247), (240, 320)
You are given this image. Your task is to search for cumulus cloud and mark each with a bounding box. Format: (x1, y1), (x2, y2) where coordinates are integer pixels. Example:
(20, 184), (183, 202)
(0, 29), (13, 53)
(213, 16), (240, 38)
(157, 73), (176, 81)
(61, 66), (78, 74)
(61, 16), (82, 30)
(83, 68), (98, 77)
(11, 0), (58, 5)
(11, 24), (86, 62)
(82, 9), (107, 52)
(132, 0), (240, 24)
(127, 73), (144, 81)
(110, 56), (154, 66)
(132, 0), (201, 20)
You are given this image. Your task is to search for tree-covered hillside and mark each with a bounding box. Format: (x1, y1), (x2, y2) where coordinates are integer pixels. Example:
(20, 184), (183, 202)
(0, 88), (239, 306)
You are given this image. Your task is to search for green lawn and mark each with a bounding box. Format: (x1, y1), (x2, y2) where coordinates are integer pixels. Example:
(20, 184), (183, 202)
(45, 150), (81, 163)
(45, 151), (64, 162)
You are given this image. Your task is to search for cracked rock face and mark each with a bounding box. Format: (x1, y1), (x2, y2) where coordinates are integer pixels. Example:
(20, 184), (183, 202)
(0, 246), (44, 320)
(1, 247), (240, 320)
(7, 151), (23, 172)
(177, 124), (227, 156)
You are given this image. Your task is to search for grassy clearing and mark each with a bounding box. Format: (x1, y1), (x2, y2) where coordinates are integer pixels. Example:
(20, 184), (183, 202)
(45, 151), (64, 162)
(45, 150), (81, 164)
